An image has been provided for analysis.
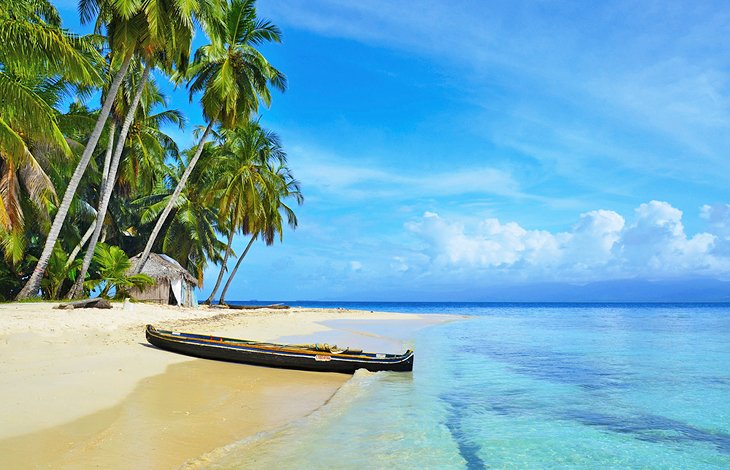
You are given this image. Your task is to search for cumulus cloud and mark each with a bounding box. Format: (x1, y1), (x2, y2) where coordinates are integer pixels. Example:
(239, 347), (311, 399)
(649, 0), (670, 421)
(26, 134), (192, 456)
(701, 204), (730, 256)
(564, 209), (624, 268)
(619, 201), (716, 275)
(408, 214), (559, 269)
(406, 201), (730, 281)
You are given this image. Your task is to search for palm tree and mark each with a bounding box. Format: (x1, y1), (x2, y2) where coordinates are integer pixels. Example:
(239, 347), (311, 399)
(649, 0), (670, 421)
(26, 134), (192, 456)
(133, 0), (286, 275)
(0, 74), (63, 264)
(116, 81), (184, 196)
(47, 103), (111, 273)
(218, 151), (302, 305)
(0, 1), (102, 266)
(217, 234), (255, 305)
(65, 0), (224, 299)
(66, 63), (157, 297)
(0, 1), (102, 86)
(132, 148), (225, 284)
(203, 121), (286, 303)
(15, 0), (144, 299)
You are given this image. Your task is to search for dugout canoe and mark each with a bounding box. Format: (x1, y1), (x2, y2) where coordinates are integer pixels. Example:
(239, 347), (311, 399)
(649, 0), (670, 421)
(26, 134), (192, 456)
(145, 325), (414, 373)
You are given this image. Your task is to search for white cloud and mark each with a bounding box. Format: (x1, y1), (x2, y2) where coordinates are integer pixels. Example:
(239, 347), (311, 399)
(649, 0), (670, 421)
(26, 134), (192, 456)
(350, 260), (363, 271)
(407, 211), (561, 269)
(701, 203), (730, 256)
(618, 201), (717, 275)
(564, 209), (625, 266)
(406, 201), (730, 282)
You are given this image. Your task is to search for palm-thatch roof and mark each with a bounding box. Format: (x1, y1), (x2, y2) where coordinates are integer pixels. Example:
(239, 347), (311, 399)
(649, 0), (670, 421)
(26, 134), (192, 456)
(128, 253), (197, 285)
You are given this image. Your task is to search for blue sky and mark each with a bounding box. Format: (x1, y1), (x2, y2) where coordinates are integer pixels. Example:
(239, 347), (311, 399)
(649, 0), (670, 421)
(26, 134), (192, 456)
(57, 0), (730, 300)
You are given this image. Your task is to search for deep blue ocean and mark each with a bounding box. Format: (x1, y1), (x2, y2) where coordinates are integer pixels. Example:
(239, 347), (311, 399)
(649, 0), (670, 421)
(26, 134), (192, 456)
(201, 302), (730, 469)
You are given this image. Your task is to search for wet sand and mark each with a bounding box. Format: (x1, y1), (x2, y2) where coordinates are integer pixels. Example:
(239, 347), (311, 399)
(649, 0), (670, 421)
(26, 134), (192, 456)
(1, 360), (345, 469)
(0, 302), (449, 468)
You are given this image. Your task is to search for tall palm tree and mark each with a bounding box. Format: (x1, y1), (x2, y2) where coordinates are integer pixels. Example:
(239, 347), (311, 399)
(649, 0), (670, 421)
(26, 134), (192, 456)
(218, 152), (302, 305)
(203, 121), (286, 303)
(50, 102), (111, 255)
(133, 0), (286, 275)
(65, 0), (224, 299)
(16, 0), (144, 299)
(66, 63), (151, 297)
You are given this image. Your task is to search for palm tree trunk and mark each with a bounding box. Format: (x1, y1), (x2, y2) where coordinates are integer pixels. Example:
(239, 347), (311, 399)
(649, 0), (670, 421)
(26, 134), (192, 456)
(133, 116), (218, 274)
(101, 122), (116, 190)
(16, 53), (134, 300)
(67, 62), (151, 299)
(204, 229), (234, 304)
(66, 221), (96, 271)
(219, 234), (256, 305)
(56, 119), (114, 298)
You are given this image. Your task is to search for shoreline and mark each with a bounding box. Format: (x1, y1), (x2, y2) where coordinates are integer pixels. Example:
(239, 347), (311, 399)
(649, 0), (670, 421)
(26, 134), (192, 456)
(0, 301), (453, 468)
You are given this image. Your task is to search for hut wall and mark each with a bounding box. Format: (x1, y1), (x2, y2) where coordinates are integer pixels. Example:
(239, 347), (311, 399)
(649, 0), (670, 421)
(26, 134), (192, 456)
(181, 282), (197, 307)
(128, 278), (171, 304)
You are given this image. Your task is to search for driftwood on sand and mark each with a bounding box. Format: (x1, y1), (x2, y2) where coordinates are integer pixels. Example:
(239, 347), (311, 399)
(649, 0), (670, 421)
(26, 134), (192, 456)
(55, 298), (113, 310)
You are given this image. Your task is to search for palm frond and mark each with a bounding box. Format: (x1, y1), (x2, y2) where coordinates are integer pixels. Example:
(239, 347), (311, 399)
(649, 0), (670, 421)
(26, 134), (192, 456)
(0, 159), (22, 231)
(0, 73), (72, 157)
(0, 20), (103, 86)
(18, 152), (57, 213)
(0, 119), (29, 167)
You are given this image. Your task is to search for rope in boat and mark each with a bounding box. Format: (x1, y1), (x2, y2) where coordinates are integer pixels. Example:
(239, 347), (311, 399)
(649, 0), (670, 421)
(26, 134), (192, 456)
(289, 343), (363, 354)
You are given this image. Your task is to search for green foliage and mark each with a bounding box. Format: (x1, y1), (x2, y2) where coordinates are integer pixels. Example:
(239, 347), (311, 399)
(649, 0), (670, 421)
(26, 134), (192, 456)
(0, 259), (21, 300)
(2, 0), (302, 298)
(85, 243), (154, 298)
(0, 0), (99, 263)
(186, 0), (286, 128)
(39, 245), (80, 299)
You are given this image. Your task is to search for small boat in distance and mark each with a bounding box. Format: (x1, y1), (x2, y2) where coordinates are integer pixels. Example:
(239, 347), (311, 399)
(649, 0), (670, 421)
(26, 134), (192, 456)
(145, 325), (414, 374)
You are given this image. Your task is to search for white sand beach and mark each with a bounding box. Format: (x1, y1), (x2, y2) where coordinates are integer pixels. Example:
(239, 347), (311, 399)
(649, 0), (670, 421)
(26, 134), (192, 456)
(0, 301), (448, 468)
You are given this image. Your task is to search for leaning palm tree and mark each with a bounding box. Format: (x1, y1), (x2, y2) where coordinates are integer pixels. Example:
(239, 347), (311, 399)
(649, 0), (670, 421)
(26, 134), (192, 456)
(15, 0), (145, 299)
(133, 0), (286, 275)
(65, 0), (224, 299)
(61, 77), (183, 297)
(218, 157), (302, 305)
(203, 121), (287, 304)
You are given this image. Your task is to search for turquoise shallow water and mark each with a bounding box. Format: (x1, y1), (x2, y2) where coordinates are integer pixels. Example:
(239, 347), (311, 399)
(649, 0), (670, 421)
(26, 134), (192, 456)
(199, 303), (730, 469)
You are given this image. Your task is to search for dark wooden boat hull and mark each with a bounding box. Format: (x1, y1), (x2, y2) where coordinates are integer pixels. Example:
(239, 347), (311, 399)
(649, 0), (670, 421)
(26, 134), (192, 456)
(145, 325), (414, 374)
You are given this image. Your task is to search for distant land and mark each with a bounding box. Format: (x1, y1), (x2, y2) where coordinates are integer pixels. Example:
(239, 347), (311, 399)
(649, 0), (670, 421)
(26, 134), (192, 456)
(468, 279), (730, 303)
(249, 279), (730, 303)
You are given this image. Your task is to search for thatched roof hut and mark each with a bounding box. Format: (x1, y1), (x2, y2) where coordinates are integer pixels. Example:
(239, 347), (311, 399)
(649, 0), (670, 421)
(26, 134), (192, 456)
(127, 253), (198, 307)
